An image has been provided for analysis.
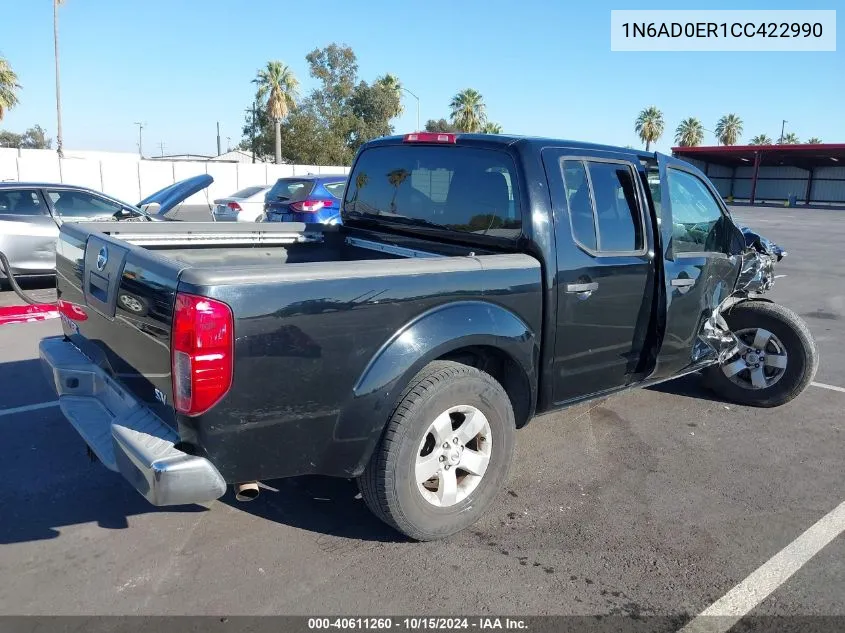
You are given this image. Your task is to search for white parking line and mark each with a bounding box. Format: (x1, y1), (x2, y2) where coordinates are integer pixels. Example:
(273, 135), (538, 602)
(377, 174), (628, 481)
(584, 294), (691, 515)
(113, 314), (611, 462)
(0, 401), (59, 417)
(680, 500), (845, 633)
(811, 381), (845, 394)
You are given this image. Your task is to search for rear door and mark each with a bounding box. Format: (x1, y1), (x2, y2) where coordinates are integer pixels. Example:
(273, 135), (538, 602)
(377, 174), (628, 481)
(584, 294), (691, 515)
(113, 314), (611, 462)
(0, 188), (59, 275)
(542, 149), (658, 404)
(647, 153), (745, 379)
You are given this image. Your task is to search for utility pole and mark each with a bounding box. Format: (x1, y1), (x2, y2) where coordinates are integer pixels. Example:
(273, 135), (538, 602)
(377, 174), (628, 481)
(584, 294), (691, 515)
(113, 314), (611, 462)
(134, 121), (145, 157)
(157, 141), (166, 157)
(216, 121), (222, 156)
(227, 136), (231, 152)
(779, 120), (788, 144)
(245, 102), (258, 163)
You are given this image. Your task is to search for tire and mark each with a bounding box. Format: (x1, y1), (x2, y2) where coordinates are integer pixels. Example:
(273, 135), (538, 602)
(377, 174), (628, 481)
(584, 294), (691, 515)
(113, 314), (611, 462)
(358, 360), (515, 541)
(703, 301), (817, 407)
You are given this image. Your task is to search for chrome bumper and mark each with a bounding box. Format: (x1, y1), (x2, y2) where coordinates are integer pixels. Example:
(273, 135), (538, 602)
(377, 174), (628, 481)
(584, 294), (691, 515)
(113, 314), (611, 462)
(39, 336), (227, 506)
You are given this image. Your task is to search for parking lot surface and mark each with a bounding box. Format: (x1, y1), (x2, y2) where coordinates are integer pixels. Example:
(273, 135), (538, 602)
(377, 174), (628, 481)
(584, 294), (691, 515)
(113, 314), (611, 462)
(0, 206), (843, 622)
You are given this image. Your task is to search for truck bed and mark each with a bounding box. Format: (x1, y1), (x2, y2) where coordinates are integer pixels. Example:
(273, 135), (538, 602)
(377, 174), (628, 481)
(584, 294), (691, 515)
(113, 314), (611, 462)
(53, 220), (543, 483)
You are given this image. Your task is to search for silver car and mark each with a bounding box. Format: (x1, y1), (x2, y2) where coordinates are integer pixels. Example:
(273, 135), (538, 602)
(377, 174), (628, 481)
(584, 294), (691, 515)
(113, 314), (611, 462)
(0, 175), (212, 281)
(212, 185), (271, 222)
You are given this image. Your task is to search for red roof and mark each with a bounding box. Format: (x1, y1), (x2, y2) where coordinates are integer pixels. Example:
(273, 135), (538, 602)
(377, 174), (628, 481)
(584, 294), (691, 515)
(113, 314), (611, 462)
(672, 144), (845, 168)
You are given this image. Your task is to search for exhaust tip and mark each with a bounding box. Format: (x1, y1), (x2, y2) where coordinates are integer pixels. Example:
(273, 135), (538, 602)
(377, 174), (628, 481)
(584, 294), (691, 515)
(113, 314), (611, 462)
(235, 482), (260, 502)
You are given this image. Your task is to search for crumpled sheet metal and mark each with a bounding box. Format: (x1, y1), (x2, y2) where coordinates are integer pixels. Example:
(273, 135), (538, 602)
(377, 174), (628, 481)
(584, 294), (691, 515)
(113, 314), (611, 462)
(693, 229), (785, 363)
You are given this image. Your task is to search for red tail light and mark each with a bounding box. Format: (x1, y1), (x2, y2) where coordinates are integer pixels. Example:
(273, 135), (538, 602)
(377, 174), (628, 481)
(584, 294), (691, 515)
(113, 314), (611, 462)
(171, 292), (234, 416)
(227, 201), (242, 212)
(289, 199), (326, 213)
(403, 132), (456, 143)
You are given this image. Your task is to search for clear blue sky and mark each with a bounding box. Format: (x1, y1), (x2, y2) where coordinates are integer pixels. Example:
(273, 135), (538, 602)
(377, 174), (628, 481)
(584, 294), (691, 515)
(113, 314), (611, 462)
(1, 0), (842, 156)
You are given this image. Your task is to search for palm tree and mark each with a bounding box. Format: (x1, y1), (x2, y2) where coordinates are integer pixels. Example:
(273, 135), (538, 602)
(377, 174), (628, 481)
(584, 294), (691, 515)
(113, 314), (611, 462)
(807, 137), (822, 144)
(377, 74), (403, 117)
(782, 132), (800, 144)
(715, 114), (743, 146)
(450, 89), (487, 133)
(54, 0), (65, 157)
(634, 106), (664, 151)
(0, 57), (21, 122)
(481, 122), (503, 134)
(674, 117), (704, 147)
(253, 61), (299, 164)
(387, 168), (410, 212)
(750, 134), (773, 145)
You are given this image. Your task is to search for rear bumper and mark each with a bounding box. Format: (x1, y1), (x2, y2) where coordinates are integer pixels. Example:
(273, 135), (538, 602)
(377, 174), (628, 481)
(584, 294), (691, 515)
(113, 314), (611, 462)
(39, 336), (227, 506)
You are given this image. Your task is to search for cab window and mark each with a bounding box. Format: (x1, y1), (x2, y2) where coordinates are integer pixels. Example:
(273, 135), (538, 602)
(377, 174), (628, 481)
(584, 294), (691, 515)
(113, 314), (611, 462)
(666, 169), (730, 254)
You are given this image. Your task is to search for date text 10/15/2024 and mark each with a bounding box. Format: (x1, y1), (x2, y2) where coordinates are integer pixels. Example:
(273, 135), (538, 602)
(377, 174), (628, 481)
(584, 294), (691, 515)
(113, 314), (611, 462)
(307, 618), (528, 630)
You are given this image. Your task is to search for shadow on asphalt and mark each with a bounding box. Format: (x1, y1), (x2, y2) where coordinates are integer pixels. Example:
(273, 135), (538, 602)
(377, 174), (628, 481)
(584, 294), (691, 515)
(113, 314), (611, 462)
(1, 276), (56, 291)
(646, 371), (728, 404)
(220, 475), (406, 544)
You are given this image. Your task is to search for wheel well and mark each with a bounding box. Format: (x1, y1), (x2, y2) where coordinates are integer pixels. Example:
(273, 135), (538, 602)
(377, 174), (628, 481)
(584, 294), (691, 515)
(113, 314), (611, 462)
(438, 346), (532, 428)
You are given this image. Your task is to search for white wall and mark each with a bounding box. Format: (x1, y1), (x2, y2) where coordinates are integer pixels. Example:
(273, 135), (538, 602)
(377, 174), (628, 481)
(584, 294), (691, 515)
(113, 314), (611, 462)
(0, 148), (350, 206)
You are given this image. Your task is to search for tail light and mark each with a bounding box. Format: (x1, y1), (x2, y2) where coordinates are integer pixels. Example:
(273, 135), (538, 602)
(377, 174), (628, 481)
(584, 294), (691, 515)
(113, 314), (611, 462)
(289, 199), (326, 213)
(227, 202), (242, 212)
(171, 292), (234, 416)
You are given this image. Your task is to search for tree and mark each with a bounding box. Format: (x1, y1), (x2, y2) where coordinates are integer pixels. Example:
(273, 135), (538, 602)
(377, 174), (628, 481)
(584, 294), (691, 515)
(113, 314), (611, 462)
(0, 125), (53, 149)
(54, 0), (65, 157)
(781, 132), (800, 144)
(715, 113), (743, 146)
(253, 61), (299, 164)
(0, 57), (21, 122)
(240, 44), (402, 166)
(481, 122), (503, 134)
(634, 106), (664, 151)
(450, 89), (486, 133)
(674, 117), (704, 147)
(807, 137), (823, 144)
(376, 74), (403, 117)
(425, 118), (458, 133)
(750, 134), (773, 145)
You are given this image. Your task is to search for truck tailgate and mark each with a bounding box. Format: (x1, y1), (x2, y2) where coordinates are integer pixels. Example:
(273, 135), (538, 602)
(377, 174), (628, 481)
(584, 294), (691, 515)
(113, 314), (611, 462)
(55, 225), (183, 429)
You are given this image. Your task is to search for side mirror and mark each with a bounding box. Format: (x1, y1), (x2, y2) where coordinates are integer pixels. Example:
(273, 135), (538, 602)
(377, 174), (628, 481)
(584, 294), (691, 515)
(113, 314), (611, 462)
(140, 202), (161, 215)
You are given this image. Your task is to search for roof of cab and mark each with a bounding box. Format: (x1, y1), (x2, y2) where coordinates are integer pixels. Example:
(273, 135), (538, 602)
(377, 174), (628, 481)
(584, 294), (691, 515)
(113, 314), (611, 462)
(364, 133), (655, 162)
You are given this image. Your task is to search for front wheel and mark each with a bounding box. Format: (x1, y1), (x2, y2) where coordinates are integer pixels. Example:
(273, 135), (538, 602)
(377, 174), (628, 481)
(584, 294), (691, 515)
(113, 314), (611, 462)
(703, 301), (818, 407)
(358, 361), (515, 541)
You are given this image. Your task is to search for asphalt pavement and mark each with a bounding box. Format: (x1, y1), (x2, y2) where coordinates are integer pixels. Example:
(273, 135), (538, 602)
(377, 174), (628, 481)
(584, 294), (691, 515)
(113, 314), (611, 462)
(0, 206), (842, 624)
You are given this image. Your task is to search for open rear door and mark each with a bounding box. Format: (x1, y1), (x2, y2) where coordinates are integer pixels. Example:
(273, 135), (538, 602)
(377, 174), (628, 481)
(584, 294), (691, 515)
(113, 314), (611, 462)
(647, 152), (745, 380)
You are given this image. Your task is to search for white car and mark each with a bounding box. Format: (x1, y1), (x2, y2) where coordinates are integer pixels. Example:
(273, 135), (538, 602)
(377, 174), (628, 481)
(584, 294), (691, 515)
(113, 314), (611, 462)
(212, 185), (271, 222)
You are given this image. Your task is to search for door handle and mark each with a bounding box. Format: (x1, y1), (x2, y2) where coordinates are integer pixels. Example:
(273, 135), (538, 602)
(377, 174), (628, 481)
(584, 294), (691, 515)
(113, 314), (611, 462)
(671, 278), (695, 287)
(566, 282), (599, 294)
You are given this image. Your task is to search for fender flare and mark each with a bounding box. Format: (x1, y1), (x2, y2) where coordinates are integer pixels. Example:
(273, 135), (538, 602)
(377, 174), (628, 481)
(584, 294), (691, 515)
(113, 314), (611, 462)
(719, 294), (774, 315)
(332, 301), (539, 475)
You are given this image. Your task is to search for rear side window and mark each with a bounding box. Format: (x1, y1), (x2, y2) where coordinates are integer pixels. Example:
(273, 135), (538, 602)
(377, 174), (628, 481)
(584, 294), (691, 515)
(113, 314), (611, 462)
(267, 179), (314, 202)
(0, 189), (47, 216)
(344, 145), (521, 241)
(559, 158), (644, 254)
(324, 182), (346, 199)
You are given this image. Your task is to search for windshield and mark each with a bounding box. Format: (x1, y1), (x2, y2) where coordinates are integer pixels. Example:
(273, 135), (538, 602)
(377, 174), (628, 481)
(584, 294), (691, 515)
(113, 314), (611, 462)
(230, 186), (266, 199)
(267, 178), (315, 202)
(343, 145), (522, 242)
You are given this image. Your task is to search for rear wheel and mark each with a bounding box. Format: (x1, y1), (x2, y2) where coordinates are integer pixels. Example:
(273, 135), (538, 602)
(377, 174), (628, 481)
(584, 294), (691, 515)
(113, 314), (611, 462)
(704, 301), (817, 407)
(358, 361), (515, 541)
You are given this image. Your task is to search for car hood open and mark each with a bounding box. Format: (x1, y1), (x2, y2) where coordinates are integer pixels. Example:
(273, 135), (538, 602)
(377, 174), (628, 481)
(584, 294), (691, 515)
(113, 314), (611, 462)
(137, 174), (213, 215)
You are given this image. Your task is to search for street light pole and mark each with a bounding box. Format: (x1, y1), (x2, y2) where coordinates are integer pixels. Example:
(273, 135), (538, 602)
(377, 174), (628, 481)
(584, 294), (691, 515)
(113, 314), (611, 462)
(134, 122), (145, 157)
(779, 120), (788, 144)
(400, 87), (420, 132)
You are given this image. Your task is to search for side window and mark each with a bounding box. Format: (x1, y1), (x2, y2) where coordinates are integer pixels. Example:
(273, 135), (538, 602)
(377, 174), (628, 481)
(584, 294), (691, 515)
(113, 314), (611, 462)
(666, 169), (728, 254)
(560, 159), (644, 254)
(0, 190), (48, 216)
(47, 190), (124, 219)
(561, 160), (597, 251)
(588, 161), (643, 252)
(323, 182), (346, 199)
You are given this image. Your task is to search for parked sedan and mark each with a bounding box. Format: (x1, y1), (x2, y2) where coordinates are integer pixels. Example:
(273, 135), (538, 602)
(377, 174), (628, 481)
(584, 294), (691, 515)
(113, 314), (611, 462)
(261, 174), (346, 224)
(212, 185), (271, 222)
(0, 175), (212, 281)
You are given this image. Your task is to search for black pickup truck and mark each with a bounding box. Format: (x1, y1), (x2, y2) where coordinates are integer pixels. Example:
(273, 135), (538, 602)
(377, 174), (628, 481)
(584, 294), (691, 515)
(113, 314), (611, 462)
(40, 133), (817, 540)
